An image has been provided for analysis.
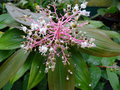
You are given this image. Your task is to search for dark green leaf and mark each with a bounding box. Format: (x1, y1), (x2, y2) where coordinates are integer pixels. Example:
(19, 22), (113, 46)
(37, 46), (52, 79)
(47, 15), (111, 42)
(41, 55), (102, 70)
(106, 6), (118, 13)
(10, 52), (34, 84)
(11, 79), (23, 90)
(0, 14), (20, 29)
(97, 8), (106, 16)
(90, 66), (101, 88)
(97, 6), (118, 16)
(37, 75), (47, 90)
(23, 73), (29, 90)
(0, 29), (25, 50)
(94, 82), (105, 90)
(71, 49), (92, 90)
(0, 50), (15, 62)
(101, 70), (108, 80)
(3, 82), (12, 90)
(107, 69), (120, 90)
(48, 57), (75, 90)
(101, 57), (116, 66)
(0, 49), (30, 88)
(27, 52), (45, 90)
(84, 55), (102, 65)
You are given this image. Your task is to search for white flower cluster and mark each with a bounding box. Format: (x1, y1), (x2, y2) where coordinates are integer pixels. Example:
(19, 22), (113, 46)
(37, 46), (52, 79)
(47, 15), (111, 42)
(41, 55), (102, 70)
(65, 2), (90, 18)
(39, 45), (48, 55)
(81, 39), (96, 48)
(21, 17), (48, 53)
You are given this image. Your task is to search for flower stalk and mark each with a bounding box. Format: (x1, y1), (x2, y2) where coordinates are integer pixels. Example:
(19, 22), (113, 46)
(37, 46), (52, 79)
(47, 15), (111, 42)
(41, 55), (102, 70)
(21, 2), (96, 72)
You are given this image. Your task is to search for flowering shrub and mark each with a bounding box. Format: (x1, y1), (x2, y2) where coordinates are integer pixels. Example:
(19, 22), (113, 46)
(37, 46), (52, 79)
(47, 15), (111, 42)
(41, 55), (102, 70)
(0, 1), (120, 90)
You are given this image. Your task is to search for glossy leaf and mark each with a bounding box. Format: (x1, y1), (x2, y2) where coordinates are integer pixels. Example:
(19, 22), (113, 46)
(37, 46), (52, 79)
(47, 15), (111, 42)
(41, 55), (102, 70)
(48, 57), (75, 90)
(107, 69), (120, 90)
(71, 49), (92, 90)
(90, 66), (101, 88)
(0, 14), (20, 29)
(0, 49), (30, 88)
(10, 52), (34, 84)
(79, 28), (120, 57)
(0, 29), (25, 50)
(0, 50), (15, 62)
(27, 52), (45, 90)
(6, 3), (49, 26)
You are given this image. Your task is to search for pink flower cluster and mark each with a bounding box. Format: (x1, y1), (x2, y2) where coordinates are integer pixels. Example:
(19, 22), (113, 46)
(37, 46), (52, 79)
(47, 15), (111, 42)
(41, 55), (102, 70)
(21, 2), (96, 72)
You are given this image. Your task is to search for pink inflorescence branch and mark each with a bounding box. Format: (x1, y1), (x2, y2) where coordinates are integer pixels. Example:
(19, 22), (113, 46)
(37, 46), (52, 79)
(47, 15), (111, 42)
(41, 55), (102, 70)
(21, 2), (96, 72)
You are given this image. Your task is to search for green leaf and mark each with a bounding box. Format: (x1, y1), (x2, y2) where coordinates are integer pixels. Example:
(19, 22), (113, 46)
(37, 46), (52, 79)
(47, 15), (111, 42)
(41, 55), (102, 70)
(0, 22), (6, 29)
(0, 49), (30, 88)
(94, 82), (105, 90)
(3, 82), (12, 90)
(106, 6), (118, 14)
(83, 54), (102, 65)
(37, 75), (47, 90)
(115, 66), (120, 75)
(101, 57), (116, 66)
(0, 31), (3, 37)
(97, 6), (118, 16)
(107, 69), (120, 90)
(48, 57), (75, 90)
(27, 52), (45, 90)
(100, 30), (120, 44)
(101, 70), (108, 80)
(23, 73), (29, 90)
(0, 50), (15, 62)
(0, 29), (25, 50)
(6, 3), (50, 26)
(117, 55), (120, 60)
(71, 49), (92, 90)
(0, 14), (9, 22)
(80, 20), (104, 29)
(11, 79), (23, 90)
(10, 52), (34, 84)
(0, 14), (20, 29)
(90, 66), (101, 89)
(79, 28), (120, 57)
(97, 8), (106, 16)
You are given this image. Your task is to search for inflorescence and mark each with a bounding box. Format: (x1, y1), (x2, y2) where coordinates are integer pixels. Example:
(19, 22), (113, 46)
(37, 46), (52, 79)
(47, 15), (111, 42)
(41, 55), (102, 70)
(21, 2), (96, 72)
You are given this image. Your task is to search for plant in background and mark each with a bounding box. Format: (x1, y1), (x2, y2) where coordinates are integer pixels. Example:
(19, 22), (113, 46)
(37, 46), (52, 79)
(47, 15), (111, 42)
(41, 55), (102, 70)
(0, 1), (120, 90)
